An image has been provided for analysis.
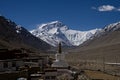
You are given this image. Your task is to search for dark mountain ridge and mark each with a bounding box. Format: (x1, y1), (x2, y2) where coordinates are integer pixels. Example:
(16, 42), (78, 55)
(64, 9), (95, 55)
(0, 16), (51, 52)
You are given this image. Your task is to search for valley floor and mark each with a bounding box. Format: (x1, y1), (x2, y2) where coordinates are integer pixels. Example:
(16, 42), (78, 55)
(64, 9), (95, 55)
(84, 70), (120, 80)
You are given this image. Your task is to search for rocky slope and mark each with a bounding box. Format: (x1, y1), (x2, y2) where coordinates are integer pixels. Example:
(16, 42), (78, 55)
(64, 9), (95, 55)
(0, 16), (51, 52)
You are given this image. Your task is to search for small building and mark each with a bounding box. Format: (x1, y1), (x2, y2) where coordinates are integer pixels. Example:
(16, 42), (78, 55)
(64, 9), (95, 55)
(0, 59), (24, 71)
(22, 56), (49, 68)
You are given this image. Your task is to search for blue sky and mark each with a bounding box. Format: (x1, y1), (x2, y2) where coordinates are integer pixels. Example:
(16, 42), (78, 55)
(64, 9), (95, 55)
(0, 0), (120, 31)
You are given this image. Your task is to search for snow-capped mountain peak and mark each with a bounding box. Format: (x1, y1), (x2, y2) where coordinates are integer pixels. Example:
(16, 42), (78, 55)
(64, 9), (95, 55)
(38, 21), (68, 31)
(104, 21), (120, 32)
(90, 21), (120, 39)
(30, 21), (99, 47)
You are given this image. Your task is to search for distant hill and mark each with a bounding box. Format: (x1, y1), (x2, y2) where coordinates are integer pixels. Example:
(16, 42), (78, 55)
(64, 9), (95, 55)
(0, 16), (51, 53)
(79, 21), (120, 50)
(68, 22), (120, 62)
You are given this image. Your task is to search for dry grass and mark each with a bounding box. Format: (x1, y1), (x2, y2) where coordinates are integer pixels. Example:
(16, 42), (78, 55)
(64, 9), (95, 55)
(85, 70), (120, 80)
(64, 52), (120, 77)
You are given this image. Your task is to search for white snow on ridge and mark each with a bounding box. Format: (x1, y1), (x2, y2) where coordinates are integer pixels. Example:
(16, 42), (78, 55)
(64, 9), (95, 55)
(30, 21), (99, 47)
(64, 29), (98, 46)
(104, 21), (120, 32)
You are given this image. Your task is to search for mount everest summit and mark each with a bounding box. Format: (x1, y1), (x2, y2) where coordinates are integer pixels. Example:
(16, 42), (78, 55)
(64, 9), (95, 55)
(30, 21), (99, 47)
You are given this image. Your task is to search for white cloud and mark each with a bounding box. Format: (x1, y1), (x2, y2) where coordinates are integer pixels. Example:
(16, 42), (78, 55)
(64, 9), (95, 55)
(98, 5), (115, 11)
(92, 5), (120, 12)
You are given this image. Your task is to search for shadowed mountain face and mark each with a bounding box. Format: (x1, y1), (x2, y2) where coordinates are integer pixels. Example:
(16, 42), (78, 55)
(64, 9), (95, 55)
(68, 22), (120, 62)
(0, 16), (51, 52)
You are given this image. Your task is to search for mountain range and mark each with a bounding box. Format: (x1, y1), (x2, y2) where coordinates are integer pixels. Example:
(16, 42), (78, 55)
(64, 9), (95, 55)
(79, 21), (120, 49)
(30, 21), (99, 47)
(67, 21), (120, 62)
(30, 20), (120, 62)
(0, 15), (120, 57)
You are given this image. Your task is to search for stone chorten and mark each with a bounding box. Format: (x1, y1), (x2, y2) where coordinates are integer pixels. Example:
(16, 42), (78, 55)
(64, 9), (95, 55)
(51, 42), (68, 68)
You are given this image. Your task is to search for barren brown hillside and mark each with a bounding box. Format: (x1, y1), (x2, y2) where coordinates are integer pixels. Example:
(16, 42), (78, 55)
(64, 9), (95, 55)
(66, 31), (120, 62)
